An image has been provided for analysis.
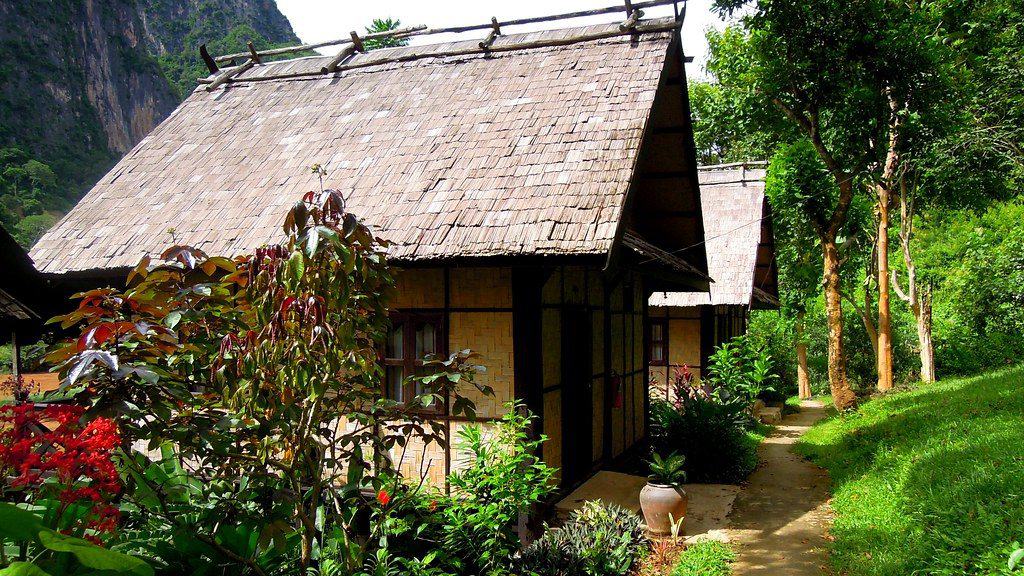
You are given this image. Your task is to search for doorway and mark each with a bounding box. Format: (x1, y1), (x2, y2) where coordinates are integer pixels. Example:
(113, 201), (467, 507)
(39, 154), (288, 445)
(561, 306), (593, 487)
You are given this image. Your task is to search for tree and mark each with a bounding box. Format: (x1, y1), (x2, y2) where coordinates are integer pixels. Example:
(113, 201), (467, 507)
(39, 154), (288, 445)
(49, 184), (490, 572)
(764, 141), (868, 408)
(364, 18), (409, 51)
(707, 0), (953, 400)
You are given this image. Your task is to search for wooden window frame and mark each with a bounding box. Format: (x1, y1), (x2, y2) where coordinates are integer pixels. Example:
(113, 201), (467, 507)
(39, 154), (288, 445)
(382, 311), (446, 413)
(648, 317), (668, 367)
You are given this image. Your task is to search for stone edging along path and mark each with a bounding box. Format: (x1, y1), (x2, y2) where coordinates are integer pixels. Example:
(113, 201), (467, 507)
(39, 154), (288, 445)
(723, 400), (834, 575)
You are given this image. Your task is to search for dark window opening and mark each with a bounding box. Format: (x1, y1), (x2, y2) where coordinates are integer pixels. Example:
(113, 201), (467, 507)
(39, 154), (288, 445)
(649, 317), (668, 366)
(382, 312), (444, 411)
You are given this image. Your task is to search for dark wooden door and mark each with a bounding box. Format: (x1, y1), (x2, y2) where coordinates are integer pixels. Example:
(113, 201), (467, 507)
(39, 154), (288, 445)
(561, 306), (593, 488)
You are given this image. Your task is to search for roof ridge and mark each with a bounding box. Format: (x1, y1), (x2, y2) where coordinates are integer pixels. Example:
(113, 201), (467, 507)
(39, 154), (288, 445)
(210, 0), (682, 65)
(200, 16), (680, 91)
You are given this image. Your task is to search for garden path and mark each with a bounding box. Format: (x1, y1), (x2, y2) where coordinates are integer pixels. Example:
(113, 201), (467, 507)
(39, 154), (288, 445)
(724, 400), (833, 575)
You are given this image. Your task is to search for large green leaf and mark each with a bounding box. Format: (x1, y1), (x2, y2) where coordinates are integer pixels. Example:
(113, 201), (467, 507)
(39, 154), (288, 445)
(37, 531), (153, 576)
(0, 503), (45, 542)
(0, 562), (53, 576)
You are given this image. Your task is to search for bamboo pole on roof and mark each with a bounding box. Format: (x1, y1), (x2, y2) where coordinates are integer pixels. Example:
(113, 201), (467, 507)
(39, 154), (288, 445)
(211, 0), (680, 63)
(199, 19), (680, 87)
(205, 59), (256, 92)
(214, 25), (428, 63)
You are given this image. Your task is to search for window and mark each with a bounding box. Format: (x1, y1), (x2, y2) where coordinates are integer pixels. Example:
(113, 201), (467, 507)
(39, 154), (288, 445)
(382, 312), (444, 408)
(649, 318), (668, 366)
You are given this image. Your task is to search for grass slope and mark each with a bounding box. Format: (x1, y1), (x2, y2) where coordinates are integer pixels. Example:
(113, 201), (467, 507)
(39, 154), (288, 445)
(797, 366), (1024, 575)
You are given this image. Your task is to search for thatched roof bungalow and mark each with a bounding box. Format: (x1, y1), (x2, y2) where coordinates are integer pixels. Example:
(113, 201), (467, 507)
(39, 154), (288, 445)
(32, 10), (709, 490)
(648, 162), (779, 394)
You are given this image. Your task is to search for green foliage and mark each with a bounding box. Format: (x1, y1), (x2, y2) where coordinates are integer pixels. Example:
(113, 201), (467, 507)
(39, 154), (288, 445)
(670, 540), (735, 576)
(745, 311), (800, 395)
(914, 201), (1024, 375)
(649, 398), (759, 484)
(50, 188), (491, 573)
(797, 366), (1024, 575)
(0, 503), (152, 576)
(690, 78), (783, 165)
(442, 404), (557, 575)
(706, 335), (779, 401)
(363, 18), (409, 51)
(0, 147), (65, 247)
(517, 501), (647, 576)
(648, 452), (687, 486)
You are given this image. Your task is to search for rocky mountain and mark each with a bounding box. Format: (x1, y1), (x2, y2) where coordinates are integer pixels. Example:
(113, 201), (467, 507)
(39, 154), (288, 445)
(0, 0), (299, 246)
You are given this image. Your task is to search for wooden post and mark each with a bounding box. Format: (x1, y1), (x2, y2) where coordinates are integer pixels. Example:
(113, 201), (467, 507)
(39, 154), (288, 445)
(246, 41), (261, 64)
(321, 44), (358, 74)
(620, 9), (642, 30)
(479, 17), (501, 50)
(349, 31), (365, 53)
(796, 312), (811, 399)
(11, 330), (20, 378)
(205, 59), (256, 92)
(199, 44), (219, 74)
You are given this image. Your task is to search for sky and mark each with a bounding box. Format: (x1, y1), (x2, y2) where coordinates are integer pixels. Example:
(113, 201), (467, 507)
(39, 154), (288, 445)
(275, 0), (730, 78)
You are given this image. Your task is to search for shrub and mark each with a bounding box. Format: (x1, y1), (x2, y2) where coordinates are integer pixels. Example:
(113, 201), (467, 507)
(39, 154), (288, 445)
(705, 335), (779, 402)
(517, 501), (647, 576)
(441, 403), (557, 576)
(649, 396), (758, 484)
(670, 540), (734, 576)
(46, 186), (492, 574)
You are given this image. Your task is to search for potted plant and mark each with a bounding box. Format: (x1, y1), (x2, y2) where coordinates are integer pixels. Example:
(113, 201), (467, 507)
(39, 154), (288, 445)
(640, 452), (689, 535)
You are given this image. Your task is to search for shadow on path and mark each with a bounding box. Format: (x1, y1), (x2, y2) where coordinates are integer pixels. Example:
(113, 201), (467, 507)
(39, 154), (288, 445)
(724, 400), (832, 575)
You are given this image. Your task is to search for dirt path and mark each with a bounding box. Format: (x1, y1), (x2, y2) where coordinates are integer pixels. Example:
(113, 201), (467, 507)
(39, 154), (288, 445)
(724, 400), (833, 575)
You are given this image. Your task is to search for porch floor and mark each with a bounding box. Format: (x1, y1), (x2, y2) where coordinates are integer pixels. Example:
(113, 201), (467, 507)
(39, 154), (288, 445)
(554, 470), (740, 542)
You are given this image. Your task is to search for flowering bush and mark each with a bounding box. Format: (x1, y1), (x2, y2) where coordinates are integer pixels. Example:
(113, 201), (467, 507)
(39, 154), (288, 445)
(0, 404), (121, 537)
(46, 181), (492, 574)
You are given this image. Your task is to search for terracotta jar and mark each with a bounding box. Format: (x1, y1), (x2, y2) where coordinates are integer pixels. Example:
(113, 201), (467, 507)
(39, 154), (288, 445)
(639, 482), (688, 535)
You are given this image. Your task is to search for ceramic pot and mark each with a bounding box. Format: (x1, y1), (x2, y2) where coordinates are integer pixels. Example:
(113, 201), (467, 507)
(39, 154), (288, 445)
(639, 482), (688, 535)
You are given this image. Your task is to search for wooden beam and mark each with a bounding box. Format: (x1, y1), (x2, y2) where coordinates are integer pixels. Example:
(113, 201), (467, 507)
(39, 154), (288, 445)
(214, 25), (427, 63)
(349, 31), (365, 52)
(212, 0), (679, 63)
(479, 17), (501, 50)
(205, 59), (255, 92)
(199, 44), (219, 73)
(320, 44), (358, 74)
(201, 19), (679, 86)
(619, 9), (642, 30)
(246, 41), (261, 64)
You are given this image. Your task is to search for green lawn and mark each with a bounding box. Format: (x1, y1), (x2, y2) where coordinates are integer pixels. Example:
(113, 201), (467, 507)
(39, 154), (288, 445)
(797, 366), (1024, 575)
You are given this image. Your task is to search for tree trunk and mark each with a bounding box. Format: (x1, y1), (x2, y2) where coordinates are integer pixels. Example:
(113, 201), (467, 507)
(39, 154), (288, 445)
(876, 184), (894, 392)
(893, 173), (937, 383)
(796, 311), (812, 400)
(823, 240), (857, 410)
(917, 285), (936, 383)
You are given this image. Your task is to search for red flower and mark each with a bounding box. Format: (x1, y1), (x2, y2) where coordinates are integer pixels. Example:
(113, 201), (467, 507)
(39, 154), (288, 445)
(428, 499), (438, 512)
(0, 405), (122, 535)
(376, 490), (391, 507)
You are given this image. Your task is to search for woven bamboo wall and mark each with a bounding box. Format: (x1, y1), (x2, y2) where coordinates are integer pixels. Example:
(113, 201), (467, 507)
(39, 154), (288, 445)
(385, 266), (516, 487)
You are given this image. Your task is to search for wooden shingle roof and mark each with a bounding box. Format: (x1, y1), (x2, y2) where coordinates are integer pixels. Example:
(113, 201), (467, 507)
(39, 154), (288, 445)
(649, 162), (778, 308)
(31, 18), (683, 274)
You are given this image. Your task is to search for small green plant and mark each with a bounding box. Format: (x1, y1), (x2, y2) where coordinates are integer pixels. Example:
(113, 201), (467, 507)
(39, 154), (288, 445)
(648, 452), (687, 486)
(0, 502), (152, 576)
(706, 335), (779, 402)
(517, 501), (647, 576)
(670, 539), (734, 576)
(441, 402), (556, 576)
